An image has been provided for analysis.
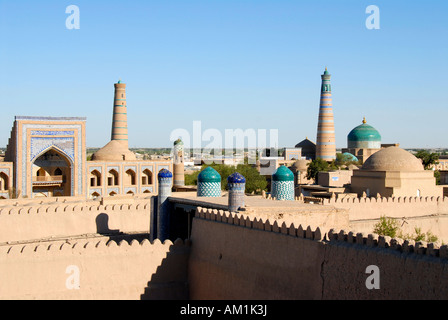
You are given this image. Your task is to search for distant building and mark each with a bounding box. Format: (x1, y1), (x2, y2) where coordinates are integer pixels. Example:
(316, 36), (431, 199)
(295, 138), (316, 160)
(342, 117), (381, 163)
(0, 81), (172, 199)
(350, 146), (442, 198)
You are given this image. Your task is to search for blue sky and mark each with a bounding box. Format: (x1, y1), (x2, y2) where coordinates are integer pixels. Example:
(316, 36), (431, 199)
(0, 0), (447, 149)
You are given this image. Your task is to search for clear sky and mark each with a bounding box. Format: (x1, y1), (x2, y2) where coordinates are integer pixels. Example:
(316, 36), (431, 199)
(0, 0), (447, 149)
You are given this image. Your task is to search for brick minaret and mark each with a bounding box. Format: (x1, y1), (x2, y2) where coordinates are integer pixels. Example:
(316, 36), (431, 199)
(111, 80), (129, 148)
(316, 68), (336, 161)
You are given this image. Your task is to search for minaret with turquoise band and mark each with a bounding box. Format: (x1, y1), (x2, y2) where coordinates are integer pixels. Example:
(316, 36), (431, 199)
(316, 68), (336, 161)
(111, 80), (129, 149)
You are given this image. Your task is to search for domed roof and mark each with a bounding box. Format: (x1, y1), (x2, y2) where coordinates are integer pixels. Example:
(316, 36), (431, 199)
(348, 118), (381, 143)
(227, 172), (246, 184)
(272, 165), (294, 182)
(158, 168), (173, 178)
(198, 167), (221, 183)
(362, 147), (423, 171)
(291, 159), (309, 171)
(342, 152), (358, 162)
(91, 140), (136, 161)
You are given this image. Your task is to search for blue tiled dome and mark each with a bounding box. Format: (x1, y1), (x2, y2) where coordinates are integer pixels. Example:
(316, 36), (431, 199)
(158, 168), (173, 178)
(198, 167), (221, 183)
(227, 172), (246, 184)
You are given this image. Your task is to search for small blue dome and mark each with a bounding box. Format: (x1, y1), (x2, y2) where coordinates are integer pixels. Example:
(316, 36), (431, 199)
(227, 172), (246, 184)
(158, 168), (173, 178)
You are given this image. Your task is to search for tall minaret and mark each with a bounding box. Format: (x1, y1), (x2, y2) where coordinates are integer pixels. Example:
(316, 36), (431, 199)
(173, 138), (185, 187)
(315, 68), (336, 161)
(111, 80), (129, 149)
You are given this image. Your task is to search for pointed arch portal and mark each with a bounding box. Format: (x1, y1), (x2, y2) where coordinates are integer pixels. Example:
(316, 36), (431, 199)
(31, 147), (72, 198)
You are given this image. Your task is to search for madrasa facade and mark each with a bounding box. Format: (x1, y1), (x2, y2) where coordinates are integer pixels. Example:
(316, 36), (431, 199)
(0, 81), (172, 199)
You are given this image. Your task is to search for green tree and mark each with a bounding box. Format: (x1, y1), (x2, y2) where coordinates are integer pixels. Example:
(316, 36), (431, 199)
(415, 150), (439, 170)
(306, 158), (337, 184)
(373, 216), (400, 238)
(184, 162), (267, 194)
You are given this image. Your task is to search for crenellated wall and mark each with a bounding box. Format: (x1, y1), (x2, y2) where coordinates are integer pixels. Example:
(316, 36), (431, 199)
(188, 207), (448, 300)
(324, 196), (448, 243)
(0, 237), (190, 300)
(2, 203), (448, 300)
(0, 198), (153, 243)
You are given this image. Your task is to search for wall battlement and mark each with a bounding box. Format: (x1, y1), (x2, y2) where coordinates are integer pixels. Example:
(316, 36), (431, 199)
(324, 195), (447, 204)
(195, 206), (448, 261)
(191, 206), (448, 299)
(0, 237), (188, 257)
(0, 236), (190, 300)
(0, 198), (153, 244)
(196, 206), (323, 241)
(0, 202), (150, 216)
(327, 229), (448, 259)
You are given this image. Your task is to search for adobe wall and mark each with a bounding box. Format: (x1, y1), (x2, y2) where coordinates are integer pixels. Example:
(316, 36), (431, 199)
(0, 197), (153, 243)
(323, 196), (448, 243)
(0, 237), (190, 300)
(188, 207), (448, 300)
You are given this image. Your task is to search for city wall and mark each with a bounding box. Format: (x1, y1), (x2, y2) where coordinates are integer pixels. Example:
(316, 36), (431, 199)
(0, 196), (153, 243)
(323, 196), (448, 243)
(188, 207), (448, 300)
(0, 237), (190, 300)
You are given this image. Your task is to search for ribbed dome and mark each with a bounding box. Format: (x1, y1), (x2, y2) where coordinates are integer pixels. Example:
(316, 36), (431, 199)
(198, 167), (221, 183)
(227, 172), (246, 184)
(272, 166), (294, 182)
(91, 140), (136, 161)
(347, 118), (381, 149)
(362, 147), (423, 172)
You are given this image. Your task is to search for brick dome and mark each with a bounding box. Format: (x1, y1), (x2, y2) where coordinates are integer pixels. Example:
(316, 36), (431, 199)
(361, 147), (423, 172)
(91, 140), (136, 161)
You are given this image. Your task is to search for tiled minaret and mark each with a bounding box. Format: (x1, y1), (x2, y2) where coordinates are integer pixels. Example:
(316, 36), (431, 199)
(316, 68), (336, 161)
(111, 80), (129, 148)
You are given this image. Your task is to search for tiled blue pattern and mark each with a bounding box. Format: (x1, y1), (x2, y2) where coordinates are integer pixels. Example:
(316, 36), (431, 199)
(197, 181), (221, 197)
(272, 180), (294, 201)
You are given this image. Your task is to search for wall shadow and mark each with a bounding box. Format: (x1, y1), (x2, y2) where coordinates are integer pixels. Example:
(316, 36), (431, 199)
(140, 242), (190, 300)
(95, 213), (121, 235)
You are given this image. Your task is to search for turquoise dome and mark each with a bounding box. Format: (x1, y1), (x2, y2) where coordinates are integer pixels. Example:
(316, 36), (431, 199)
(342, 152), (358, 162)
(198, 167), (221, 183)
(347, 118), (381, 149)
(272, 166), (294, 182)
